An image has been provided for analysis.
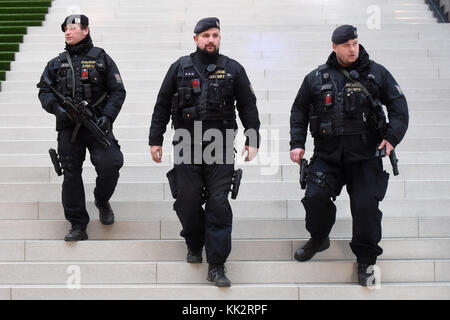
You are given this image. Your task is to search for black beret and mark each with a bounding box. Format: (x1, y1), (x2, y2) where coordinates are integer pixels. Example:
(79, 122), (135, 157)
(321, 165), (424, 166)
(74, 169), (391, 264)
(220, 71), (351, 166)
(61, 14), (89, 32)
(194, 17), (220, 34)
(332, 25), (358, 44)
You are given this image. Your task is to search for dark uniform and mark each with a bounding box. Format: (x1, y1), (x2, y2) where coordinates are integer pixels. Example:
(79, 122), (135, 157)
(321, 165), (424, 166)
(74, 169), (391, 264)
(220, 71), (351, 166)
(38, 15), (125, 236)
(290, 28), (409, 267)
(149, 24), (260, 272)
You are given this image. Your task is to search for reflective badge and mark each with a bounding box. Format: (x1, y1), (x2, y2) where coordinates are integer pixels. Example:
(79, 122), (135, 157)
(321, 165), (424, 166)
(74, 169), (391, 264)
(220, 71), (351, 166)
(395, 85), (404, 95)
(249, 84), (255, 96)
(323, 72), (329, 79)
(114, 73), (122, 83)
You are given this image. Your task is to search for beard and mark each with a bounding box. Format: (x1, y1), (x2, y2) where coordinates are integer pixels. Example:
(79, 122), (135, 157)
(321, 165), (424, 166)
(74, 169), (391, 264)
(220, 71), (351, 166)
(198, 45), (219, 57)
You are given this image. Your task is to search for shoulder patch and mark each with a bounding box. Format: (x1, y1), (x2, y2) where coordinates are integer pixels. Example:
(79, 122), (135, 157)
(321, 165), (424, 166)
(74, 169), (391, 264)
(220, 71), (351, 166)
(114, 73), (122, 83)
(395, 84), (403, 95)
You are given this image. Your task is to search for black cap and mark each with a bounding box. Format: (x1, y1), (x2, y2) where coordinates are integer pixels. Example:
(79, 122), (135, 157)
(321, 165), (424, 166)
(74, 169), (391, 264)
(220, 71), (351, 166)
(61, 14), (89, 32)
(194, 17), (220, 34)
(332, 25), (358, 44)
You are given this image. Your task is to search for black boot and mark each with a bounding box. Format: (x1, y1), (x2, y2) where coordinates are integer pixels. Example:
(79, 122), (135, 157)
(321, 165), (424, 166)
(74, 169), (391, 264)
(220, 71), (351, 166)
(358, 263), (377, 287)
(64, 226), (88, 241)
(187, 247), (203, 263)
(95, 198), (115, 225)
(207, 264), (231, 287)
(294, 237), (330, 262)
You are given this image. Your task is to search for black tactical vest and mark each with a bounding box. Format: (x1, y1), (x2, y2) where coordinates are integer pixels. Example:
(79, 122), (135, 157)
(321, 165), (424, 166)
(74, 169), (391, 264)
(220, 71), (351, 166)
(171, 54), (236, 126)
(55, 47), (107, 109)
(309, 64), (376, 138)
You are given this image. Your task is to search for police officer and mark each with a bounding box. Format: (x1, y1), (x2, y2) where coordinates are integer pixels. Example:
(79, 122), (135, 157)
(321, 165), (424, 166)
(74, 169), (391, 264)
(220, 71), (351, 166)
(38, 15), (126, 241)
(149, 17), (260, 287)
(290, 25), (409, 286)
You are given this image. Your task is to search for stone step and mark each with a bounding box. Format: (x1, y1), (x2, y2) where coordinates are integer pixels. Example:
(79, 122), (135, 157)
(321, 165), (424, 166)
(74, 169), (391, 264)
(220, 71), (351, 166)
(1, 196), (449, 220)
(47, 3), (431, 13)
(5, 75), (450, 92)
(0, 260), (447, 285)
(17, 39), (450, 53)
(41, 16), (436, 26)
(0, 179), (439, 202)
(0, 124), (448, 140)
(27, 21), (450, 35)
(0, 151), (449, 167)
(0, 136), (449, 154)
(1, 99), (447, 116)
(3, 282), (450, 300)
(12, 48), (444, 61)
(23, 30), (450, 43)
(8, 239), (450, 261)
(2, 162), (450, 183)
(7, 68), (450, 84)
(1, 89), (449, 103)
(0, 111), (449, 128)
(0, 217), (448, 240)
(10, 57), (450, 72)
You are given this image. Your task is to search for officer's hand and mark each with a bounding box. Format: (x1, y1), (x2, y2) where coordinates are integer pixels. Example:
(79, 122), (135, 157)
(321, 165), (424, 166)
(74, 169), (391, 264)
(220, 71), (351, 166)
(97, 115), (112, 132)
(378, 139), (394, 156)
(55, 106), (73, 123)
(242, 145), (258, 162)
(151, 145), (163, 163)
(290, 148), (305, 164)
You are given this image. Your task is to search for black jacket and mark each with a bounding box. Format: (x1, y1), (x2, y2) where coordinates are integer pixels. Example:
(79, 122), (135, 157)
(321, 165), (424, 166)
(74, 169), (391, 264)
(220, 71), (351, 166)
(149, 50), (260, 147)
(38, 37), (126, 131)
(290, 45), (409, 163)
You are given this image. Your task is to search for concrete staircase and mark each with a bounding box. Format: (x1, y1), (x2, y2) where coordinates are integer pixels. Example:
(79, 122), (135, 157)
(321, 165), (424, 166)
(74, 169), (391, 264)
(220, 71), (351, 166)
(0, 0), (449, 300)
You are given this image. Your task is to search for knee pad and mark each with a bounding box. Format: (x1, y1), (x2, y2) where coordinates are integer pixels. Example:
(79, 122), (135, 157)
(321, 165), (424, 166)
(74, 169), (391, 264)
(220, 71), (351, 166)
(59, 155), (83, 173)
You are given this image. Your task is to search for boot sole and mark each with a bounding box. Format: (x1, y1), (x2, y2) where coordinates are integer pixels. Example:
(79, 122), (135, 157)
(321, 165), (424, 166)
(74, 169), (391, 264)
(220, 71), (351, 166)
(64, 235), (88, 241)
(294, 241), (330, 262)
(99, 218), (115, 226)
(207, 277), (231, 287)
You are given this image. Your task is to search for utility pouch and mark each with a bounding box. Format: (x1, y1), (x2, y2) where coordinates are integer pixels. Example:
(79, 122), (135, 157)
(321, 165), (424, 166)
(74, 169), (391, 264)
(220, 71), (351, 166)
(319, 121), (333, 137)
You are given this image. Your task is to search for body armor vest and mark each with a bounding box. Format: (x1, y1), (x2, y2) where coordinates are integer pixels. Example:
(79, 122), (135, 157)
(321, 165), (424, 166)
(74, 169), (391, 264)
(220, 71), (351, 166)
(55, 47), (107, 111)
(310, 64), (376, 138)
(171, 54), (236, 126)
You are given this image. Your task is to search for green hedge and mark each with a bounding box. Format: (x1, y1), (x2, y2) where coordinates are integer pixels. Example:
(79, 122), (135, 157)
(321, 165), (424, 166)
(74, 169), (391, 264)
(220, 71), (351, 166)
(0, 34), (23, 42)
(0, 26), (27, 32)
(0, 1), (51, 7)
(0, 14), (46, 21)
(0, 21), (41, 26)
(0, 61), (10, 70)
(0, 0), (51, 89)
(0, 43), (19, 51)
(0, 7), (48, 14)
(0, 52), (14, 60)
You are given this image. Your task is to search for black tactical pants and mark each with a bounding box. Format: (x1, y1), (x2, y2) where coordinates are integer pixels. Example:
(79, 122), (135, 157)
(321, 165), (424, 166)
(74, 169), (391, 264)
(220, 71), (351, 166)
(172, 150), (234, 265)
(302, 156), (389, 265)
(57, 126), (124, 228)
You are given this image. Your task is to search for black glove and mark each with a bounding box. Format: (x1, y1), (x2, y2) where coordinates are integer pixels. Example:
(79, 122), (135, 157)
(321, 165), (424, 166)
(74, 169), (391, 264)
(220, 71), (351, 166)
(55, 106), (73, 123)
(97, 115), (111, 132)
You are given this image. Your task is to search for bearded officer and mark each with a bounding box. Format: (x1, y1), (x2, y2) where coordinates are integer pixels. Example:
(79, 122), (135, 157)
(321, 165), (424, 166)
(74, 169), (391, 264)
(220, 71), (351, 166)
(149, 17), (260, 287)
(289, 25), (409, 286)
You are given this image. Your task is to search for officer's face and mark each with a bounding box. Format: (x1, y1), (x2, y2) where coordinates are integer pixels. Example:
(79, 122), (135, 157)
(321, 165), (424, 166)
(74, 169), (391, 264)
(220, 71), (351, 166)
(194, 28), (221, 53)
(64, 24), (89, 45)
(333, 39), (359, 67)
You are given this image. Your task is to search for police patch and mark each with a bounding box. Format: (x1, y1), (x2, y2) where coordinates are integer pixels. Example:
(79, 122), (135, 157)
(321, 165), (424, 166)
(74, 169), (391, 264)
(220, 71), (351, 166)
(114, 73), (122, 83)
(395, 85), (404, 95)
